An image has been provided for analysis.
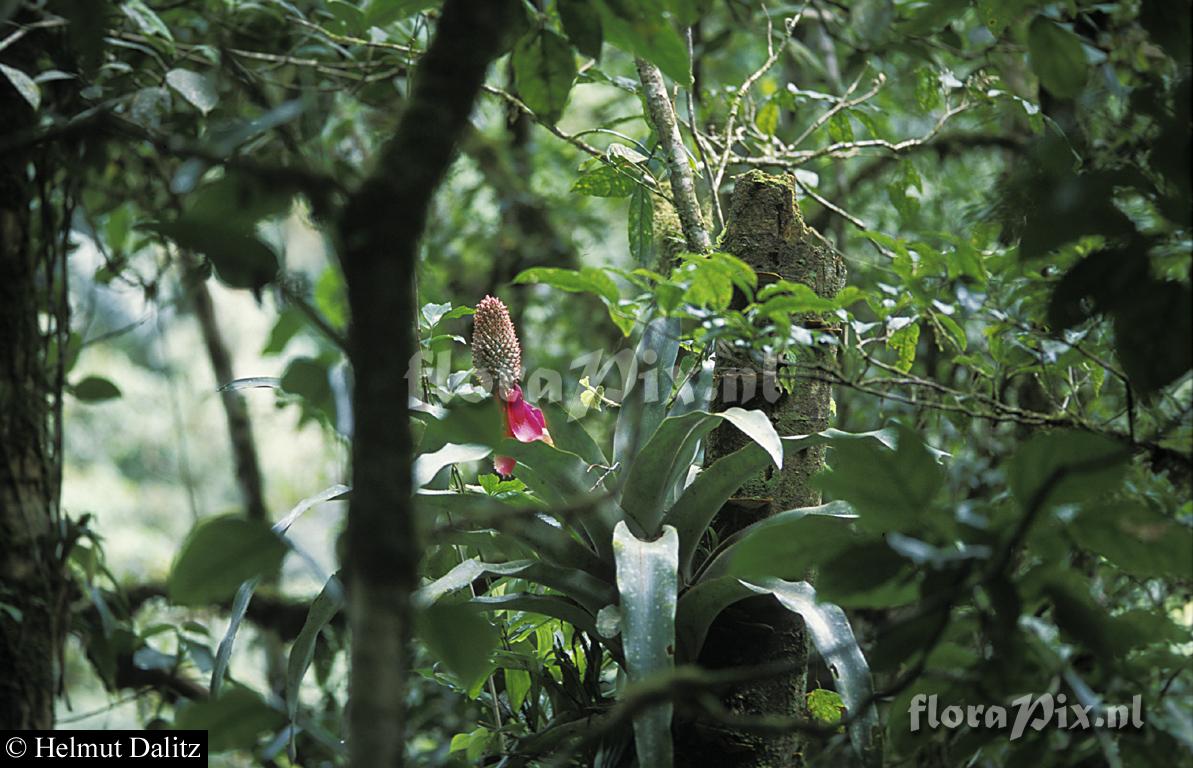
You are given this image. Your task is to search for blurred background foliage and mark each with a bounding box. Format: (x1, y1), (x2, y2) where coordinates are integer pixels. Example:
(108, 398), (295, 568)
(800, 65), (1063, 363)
(1, 0), (1189, 765)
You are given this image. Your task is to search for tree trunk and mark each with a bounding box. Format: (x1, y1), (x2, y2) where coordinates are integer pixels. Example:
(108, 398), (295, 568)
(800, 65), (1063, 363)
(337, 2), (519, 766)
(675, 171), (846, 768)
(0, 89), (68, 730)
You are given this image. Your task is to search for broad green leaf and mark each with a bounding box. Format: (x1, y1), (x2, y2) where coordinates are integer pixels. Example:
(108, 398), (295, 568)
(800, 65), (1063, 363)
(701, 501), (858, 581)
(281, 357), (335, 425)
(506, 667), (532, 712)
(558, 0), (603, 58)
(513, 28), (577, 123)
(628, 183), (656, 267)
(621, 408), (780, 536)
(72, 376), (121, 402)
(1028, 17), (1087, 99)
(514, 266), (619, 304)
(165, 68), (217, 114)
(167, 516), (287, 606)
(1072, 502), (1193, 579)
(416, 491), (607, 577)
(417, 603), (499, 692)
(143, 220), (278, 292)
(571, 160), (638, 197)
(541, 403), (608, 469)
(886, 320), (919, 373)
(613, 314), (680, 472)
(755, 99), (780, 136)
(468, 593), (599, 637)
(613, 522), (679, 768)
(595, 0), (690, 85)
(121, 0), (174, 43)
(1007, 430), (1128, 511)
(815, 424), (945, 534)
(175, 686), (284, 753)
(741, 579), (881, 761)
(286, 574), (345, 723)
(664, 442), (771, 579)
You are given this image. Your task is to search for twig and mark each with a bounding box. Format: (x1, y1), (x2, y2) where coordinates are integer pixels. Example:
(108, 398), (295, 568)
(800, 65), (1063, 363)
(636, 58), (711, 253)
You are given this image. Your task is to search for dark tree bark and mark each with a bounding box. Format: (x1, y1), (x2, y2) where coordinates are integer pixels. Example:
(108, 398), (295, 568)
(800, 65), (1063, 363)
(675, 171), (846, 768)
(337, 2), (520, 766)
(0, 78), (71, 730)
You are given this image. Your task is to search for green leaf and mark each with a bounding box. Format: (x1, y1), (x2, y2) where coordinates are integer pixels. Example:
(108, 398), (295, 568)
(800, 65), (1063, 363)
(121, 0), (173, 43)
(702, 501), (858, 581)
(167, 516), (287, 606)
(755, 99), (780, 136)
(0, 64), (40, 110)
(165, 68), (218, 115)
(143, 220), (277, 292)
(413, 443), (492, 488)
(621, 409), (779, 536)
(808, 688), (845, 725)
(828, 111), (854, 143)
(628, 184), (656, 267)
(613, 522), (679, 768)
(1028, 17), (1087, 99)
(416, 603), (499, 692)
(514, 266), (619, 304)
(1007, 430), (1128, 511)
(175, 686), (284, 753)
(286, 574), (344, 723)
(506, 667), (532, 711)
(281, 357), (335, 425)
(72, 376), (121, 402)
(664, 443), (771, 579)
(572, 161), (638, 197)
(815, 424), (945, 534)
(1072, 502), (1193, 579)
(933, 313), (967, 352)
(414, 559), (534, 607)
(513, 28), (577, 124)
(595, 0), (690, 85)
(558, 0), (603, 59)
(886, 320), (919, 373)
(613, 314), (680, 471)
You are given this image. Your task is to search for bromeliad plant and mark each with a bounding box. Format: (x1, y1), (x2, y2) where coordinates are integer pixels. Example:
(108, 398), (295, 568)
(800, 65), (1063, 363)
(410, 297), (883, 766)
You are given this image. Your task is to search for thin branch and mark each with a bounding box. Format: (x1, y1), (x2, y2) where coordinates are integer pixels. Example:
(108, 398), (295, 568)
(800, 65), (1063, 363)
(636, 59), (711, 253)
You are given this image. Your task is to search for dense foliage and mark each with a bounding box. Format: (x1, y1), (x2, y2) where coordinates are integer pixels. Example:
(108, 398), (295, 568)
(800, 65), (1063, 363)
(1, 0), (1189, 766)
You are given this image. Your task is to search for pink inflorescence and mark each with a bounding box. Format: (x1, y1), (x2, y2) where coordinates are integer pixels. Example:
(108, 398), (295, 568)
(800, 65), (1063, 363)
(471, 295), (522, 398)
(470, 295), (551, 477)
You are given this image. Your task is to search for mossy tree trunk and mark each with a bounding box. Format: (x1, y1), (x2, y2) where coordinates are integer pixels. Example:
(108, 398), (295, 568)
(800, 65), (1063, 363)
(675, 171), (846, 768)
(0, 80), (71, 730)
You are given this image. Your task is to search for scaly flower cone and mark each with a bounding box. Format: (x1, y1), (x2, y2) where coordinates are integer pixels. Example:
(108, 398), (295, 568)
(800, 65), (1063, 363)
(471, 295), (552, 476)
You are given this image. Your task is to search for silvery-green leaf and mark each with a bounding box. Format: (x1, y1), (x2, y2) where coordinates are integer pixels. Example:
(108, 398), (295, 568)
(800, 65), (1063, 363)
(413, 443), (491, 488)
(741, 579), (881, 762)
(719, 407), (782, 468)
(273, 483), (350, 534)
(613, 522), (679, 768)
(166, 68), (218, 114)
(0, 63), (39, 109)
(413, 558), (534, 608)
